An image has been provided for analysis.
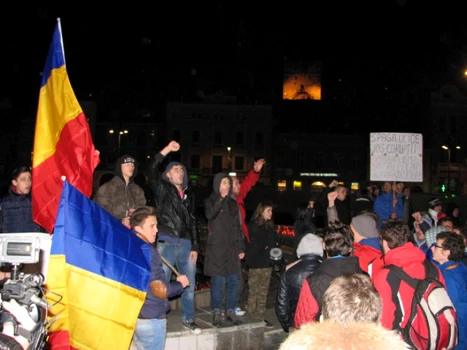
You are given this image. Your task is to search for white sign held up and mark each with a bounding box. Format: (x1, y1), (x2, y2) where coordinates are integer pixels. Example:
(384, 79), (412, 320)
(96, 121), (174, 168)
(370, 132), (423, 182)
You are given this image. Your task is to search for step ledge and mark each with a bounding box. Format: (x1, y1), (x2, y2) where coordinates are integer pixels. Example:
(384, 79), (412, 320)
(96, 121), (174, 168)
(166, 321), (266, 338)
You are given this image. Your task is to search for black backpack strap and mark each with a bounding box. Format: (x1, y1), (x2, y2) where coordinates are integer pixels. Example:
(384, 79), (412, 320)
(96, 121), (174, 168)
(422, 259), (439, 280)
(386, 264), (419, 289)
(386, 264), (420, 331)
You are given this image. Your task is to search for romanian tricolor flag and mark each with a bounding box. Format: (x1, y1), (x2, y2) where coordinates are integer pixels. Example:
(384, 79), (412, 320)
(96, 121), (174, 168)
(46, 181), (151, 349)
(32, 18), (100, 234)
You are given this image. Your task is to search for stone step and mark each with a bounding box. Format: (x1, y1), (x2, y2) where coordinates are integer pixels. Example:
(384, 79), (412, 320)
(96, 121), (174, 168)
(165, 306), (286, 350)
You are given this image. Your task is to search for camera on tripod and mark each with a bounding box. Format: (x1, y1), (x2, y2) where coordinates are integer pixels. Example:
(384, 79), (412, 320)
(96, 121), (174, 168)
(0, 233), (52, 349)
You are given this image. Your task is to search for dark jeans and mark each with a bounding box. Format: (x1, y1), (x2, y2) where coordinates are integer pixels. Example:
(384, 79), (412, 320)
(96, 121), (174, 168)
(210, 274), (239, 311)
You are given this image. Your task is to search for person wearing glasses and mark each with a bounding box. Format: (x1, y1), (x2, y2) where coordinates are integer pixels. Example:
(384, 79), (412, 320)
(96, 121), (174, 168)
(430, 231), (467, 349)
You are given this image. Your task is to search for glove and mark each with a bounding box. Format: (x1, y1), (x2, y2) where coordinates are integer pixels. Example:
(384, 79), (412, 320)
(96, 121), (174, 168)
(150, 280), (168, 299)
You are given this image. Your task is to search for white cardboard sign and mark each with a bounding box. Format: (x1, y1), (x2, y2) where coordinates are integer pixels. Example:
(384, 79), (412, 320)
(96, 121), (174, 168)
(370, 132), (423, 182)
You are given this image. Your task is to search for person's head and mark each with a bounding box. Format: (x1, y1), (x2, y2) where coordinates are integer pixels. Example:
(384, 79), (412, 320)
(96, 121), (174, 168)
(296, 233), (323, 258)
(438, 217), (454, 230)
(380, 220), (411, 254)
(130, 206), (158, 243)
(428, 197), (443, 213)
(117, 155), (136, 183)
(372, 185), (381, 197)
(212, 172), (231, 196)
(251, 200), (274, 225)
(231, 176), (241, 196)
(396, 182), (404, 193)
(446, 203), (460, 218)
(164, 161), (185, 188)
(350, 214), (380, 243)
(334, 185), (347, 201)
(403, 187), (411, 197)
(324, 222), (353, 257)
(431, 231), (465, 264)
(382, 182), (392, 193)
(321, 274), (382, 325)
(11, 166), (32, 195)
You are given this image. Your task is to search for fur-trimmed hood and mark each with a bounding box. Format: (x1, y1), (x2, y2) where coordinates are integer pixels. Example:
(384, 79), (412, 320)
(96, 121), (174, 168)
(279, 320), (410, 350)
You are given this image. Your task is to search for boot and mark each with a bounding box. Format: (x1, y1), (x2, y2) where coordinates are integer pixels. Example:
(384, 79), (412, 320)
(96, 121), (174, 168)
(213, 308), (223, 327)
(226, 309), (243, 325)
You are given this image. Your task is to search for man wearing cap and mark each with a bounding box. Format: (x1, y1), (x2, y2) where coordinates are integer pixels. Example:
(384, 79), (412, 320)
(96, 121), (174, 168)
(350, 213), (384, 278)
(94, 154), (146, 228)
(428, 197), (446, 226)
(328, 203), (384, 279)
(275, 233), (323, 333)
(148, 140), (201, 334)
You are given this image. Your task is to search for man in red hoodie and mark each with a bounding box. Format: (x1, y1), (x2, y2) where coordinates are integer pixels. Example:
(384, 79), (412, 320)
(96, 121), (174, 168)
(373, 220), (446, 331)
(231, 158), (266, 243)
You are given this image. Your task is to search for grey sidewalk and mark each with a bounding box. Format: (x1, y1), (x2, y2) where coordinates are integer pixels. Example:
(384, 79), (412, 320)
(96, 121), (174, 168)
(165, 267), (289, 349)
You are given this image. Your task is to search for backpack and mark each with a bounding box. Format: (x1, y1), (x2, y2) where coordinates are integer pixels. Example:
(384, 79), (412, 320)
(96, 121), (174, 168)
(387, 259), (458, 350)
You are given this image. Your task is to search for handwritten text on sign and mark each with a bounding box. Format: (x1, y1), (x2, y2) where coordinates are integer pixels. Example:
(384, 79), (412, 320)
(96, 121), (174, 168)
(370, 133), (423, 182)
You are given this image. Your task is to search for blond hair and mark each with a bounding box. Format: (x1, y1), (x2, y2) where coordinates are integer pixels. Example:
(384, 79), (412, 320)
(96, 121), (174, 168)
(322, 274), (382, 325)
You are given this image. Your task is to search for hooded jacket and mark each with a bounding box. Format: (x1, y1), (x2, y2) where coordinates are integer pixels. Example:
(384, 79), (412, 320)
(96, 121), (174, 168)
(373, 242), (446, 330)
(203, 173), (245, 276)
(93, 155), (146, 220)
(148, 153), (199, 251)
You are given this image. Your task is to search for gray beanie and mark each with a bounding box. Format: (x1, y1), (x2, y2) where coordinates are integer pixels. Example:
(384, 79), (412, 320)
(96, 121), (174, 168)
(296, 233), (323, 258)
(351, 215), (380, 239)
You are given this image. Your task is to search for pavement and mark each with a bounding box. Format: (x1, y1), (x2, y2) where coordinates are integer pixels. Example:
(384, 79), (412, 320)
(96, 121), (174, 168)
(166, 255), (291, 349)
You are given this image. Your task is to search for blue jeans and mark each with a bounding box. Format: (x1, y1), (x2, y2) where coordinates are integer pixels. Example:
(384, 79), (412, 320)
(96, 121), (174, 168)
(158, 241), (196, 321)
(211, 274), (239, 311)
(131, 318), (167, 350)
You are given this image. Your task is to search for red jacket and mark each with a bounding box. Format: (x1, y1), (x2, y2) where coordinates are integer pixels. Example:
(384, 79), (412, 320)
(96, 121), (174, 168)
(353, 242), (384, 279)
(373, 242), (446, 330)
(235, 170), (260, 243)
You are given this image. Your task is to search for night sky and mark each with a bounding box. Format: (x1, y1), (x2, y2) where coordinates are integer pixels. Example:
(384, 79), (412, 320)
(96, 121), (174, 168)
(1, 2), (467, 128)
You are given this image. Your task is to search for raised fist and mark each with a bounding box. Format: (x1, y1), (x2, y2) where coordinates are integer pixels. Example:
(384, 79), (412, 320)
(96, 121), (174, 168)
(167, 141), (180, 152)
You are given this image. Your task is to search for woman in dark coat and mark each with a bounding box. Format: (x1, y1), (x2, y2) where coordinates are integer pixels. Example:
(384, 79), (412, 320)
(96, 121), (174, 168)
(204, 173), (245, 326)
(246, 200), (278, 327)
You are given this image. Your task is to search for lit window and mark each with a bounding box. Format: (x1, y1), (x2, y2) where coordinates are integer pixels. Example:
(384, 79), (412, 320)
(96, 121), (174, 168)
(293, 181), (302, 191)
(277, 180), (287, 192)
(311, 181), (326, 188)
(351, 182), (359, 191)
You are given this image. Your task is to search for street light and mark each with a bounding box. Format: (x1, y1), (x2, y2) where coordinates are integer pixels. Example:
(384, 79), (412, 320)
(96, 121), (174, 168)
(442, 145), (461, 193)
(109, 129), (129, 157)
(227, 146), (232, 172)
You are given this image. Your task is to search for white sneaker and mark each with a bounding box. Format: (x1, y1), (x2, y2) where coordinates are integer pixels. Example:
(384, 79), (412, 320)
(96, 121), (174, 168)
(234, 307), (246, 316)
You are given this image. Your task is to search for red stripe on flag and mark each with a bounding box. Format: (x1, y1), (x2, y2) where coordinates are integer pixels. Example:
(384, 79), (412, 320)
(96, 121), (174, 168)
(32, 112), (99, 233)
(48, 330), (78, 350)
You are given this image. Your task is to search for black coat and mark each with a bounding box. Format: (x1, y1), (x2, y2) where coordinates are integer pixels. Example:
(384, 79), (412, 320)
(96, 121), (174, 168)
(275, 254), (322, 332)
(246, 221), (277, 269)
(203, 173), (245, 276)
(148, 153), (199, 251)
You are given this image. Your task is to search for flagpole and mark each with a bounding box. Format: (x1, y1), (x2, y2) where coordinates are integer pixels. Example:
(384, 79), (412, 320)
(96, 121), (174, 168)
(57, 17), (66, 65)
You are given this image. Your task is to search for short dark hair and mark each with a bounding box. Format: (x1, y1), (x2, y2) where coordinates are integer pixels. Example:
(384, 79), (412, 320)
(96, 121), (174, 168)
(436, 231), (465, 261)
(130, 206), (157, 230)
(11, 166), (32, 180)
(324, 222), (353, 257)
(380, 220), (410, 249)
